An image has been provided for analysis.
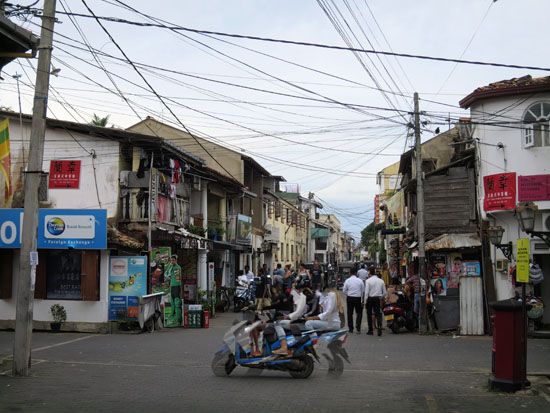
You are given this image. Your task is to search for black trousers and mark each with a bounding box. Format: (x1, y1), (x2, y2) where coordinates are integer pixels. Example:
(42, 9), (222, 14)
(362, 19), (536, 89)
(346, 296), (363, 332)
(366, 296), (382, 332)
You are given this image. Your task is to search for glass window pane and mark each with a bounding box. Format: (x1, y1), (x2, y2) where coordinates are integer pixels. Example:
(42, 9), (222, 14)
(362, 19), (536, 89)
(46, 251), (82, 300)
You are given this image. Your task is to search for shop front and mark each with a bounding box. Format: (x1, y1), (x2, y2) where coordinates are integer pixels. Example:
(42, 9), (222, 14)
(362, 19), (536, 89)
(425, 233), (484, 334)
(0, 208), (109, 331)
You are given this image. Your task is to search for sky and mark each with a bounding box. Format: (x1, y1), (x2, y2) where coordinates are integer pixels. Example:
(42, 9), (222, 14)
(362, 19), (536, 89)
(1, 0), (549, 240)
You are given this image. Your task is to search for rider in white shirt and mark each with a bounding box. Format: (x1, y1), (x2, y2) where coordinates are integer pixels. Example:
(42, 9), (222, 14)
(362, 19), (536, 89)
(273, 277), (308, 355)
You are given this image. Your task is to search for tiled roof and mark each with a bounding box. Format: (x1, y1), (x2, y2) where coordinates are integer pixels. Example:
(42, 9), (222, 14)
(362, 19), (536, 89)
(459, 75), (550, 108)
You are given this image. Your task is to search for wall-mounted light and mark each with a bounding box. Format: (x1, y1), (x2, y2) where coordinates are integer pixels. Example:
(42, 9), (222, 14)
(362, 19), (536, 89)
(487, 226), (513, 261)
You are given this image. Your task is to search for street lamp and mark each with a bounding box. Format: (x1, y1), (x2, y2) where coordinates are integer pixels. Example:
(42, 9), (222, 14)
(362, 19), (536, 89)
(516, 202), (550, 247)
(487, 226), (513, 261)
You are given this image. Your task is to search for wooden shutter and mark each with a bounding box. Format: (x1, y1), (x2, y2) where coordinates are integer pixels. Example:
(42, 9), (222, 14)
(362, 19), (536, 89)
(34, 251), (48, 299)
(81, 250), (100, 301)
(0, 249), (14, 299)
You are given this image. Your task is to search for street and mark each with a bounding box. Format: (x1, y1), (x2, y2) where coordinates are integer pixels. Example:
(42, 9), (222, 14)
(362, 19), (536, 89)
(1, 313), (550, 412)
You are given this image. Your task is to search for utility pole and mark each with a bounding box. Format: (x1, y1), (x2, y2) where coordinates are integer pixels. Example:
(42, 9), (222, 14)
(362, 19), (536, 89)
(13, 0), (57, 376)
(414, 92), (428, 333)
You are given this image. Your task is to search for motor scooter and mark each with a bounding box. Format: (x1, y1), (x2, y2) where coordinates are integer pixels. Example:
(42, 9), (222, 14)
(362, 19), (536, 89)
(233, 279), (255, 312)
(383, 290), (416, 334)
(211, 312), (350, 379)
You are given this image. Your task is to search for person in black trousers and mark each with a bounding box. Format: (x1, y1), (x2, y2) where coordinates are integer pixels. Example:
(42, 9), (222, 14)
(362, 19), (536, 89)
(342, 271), (364, 333)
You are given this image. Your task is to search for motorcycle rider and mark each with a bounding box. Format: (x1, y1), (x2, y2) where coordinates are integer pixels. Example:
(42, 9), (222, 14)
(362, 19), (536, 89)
(305, 283), (344, 331)
(273, 277), (308, 355)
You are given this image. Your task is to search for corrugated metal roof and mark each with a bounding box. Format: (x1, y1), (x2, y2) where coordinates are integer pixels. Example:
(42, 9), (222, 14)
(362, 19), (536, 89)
(425, 233), (481, 251)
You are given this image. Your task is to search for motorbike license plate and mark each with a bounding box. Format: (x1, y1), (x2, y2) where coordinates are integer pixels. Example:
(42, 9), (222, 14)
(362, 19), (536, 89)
(384, 314), (394, 321)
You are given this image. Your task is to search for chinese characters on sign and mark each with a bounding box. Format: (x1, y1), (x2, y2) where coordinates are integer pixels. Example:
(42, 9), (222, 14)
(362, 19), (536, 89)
(518, 174), (550, 202)
(483, 172), (516, 211)
(48, 160), (81, 189)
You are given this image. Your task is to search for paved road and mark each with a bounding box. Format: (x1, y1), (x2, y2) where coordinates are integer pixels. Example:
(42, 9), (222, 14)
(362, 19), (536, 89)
(1, 313), (550, 412)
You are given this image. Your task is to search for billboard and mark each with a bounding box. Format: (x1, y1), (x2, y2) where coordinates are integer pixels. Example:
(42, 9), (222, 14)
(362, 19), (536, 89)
(108, 256), (148, 321)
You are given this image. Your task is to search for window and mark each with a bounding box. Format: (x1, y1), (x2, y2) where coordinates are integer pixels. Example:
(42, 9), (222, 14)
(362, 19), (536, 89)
(280, 243), (285, 261)
(35, 250), (100, 301)
(523, 102), (550, 148)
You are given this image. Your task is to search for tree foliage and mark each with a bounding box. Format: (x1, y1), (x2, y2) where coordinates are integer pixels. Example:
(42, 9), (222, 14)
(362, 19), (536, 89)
(90, 114), (110, 127)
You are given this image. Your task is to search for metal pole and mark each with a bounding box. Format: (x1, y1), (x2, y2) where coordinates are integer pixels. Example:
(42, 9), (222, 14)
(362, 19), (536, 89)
(414, 92), (428, 333)
(13, 0), (57, 376)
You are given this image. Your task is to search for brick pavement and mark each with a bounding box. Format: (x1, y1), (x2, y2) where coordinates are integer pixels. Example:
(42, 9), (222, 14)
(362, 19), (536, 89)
(0, 312), (549, 412)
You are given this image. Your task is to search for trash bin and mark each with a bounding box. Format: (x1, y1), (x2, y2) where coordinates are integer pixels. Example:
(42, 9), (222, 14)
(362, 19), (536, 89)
(489, 299), (530, 392)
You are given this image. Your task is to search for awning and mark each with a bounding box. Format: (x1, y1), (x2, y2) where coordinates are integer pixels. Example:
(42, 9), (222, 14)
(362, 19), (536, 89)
(107, 226), (144, 250)
(425, 233), (481, 251)
(212, 239), (252, 252)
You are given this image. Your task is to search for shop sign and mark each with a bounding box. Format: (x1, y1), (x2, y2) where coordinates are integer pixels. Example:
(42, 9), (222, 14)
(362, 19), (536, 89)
(463, 261), (480, 277)
(236, 214), (252, 245)
(483, 172), (516, 211)
(151, 246), (171, 295)
(0, 208), (107, 249)
(108, 256), (148, 320)
(48, 160), (81, 189)
(516, 238), (530, 283)
(518, 174), (550, 202)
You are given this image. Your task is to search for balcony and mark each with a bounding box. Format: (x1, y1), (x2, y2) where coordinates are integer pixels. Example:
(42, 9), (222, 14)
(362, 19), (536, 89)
(227, 214), (252, 245)
(120, 188), (189, 227)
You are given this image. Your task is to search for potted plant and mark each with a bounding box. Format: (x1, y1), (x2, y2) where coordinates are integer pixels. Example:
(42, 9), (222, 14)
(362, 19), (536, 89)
(116, 309), (130, 331)
(50, 304), (66, 332)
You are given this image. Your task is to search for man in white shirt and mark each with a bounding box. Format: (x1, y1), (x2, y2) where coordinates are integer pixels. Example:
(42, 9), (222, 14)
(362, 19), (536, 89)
(364, 273), (387, 336)
(357, 264), (369, 282)
(273, 278), (308, 355)
(342, 270), (364, 333)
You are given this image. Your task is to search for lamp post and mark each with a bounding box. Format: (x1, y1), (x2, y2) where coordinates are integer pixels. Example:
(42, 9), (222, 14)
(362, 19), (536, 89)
(516, 202), (550, 248)
(486, 226), (513, 261)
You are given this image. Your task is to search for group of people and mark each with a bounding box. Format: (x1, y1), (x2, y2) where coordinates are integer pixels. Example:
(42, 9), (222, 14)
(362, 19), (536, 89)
(240, 261), (344, 357)
(342, 265), (387, 336)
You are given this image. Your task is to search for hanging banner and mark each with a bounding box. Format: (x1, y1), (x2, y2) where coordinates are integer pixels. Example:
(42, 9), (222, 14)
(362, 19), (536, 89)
(483, 172), (516, 211)
(518, 174), (550, 202)
(516, 238), (530, 283)
(48, 160), (81, 189)
(108, 256), (148, 320)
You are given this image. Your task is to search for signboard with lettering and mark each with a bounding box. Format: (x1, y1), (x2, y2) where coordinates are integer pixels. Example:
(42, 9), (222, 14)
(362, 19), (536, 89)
(516, 238), (530, 283)
(48, 160), (81, 189)
(483, 172), (516, 211)
(518, 174), (550, 202)
(108, 256), (148, 320)
(0, 208), (107, 249)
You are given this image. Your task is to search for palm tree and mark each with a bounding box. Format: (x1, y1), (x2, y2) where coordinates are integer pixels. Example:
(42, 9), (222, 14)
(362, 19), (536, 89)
(90, 114), (110, 127)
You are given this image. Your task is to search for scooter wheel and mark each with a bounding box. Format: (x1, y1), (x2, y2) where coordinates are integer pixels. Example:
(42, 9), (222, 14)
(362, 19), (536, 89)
(289, 355), (314, 379)
(390, 321), (400, 334)
(211, 351), (236, 377)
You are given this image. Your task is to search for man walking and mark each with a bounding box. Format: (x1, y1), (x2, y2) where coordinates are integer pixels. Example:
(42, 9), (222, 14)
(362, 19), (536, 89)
(365, 271), (387, 336)
(342, 269), (364, 334)
(357, 264), (369, 282)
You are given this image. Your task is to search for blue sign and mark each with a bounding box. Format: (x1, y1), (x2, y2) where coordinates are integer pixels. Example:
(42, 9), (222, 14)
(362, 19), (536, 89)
(108, 256), (148, 320)
(0, 208), (107, 249)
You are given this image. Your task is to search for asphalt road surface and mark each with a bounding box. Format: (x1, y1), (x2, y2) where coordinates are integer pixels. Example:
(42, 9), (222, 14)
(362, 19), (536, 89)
(1, 312), (550, 412)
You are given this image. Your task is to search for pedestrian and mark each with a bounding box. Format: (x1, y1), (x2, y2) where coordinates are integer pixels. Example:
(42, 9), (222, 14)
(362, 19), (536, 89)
(254, 268), (271, 312)
(365, 271), (387, 336)
(273, 263), (285, 286)
(244, 265), (255, 282)
(298, 263), (310, 283)
(283, 263), (294, 294)
(311, 259), (323, 291)
(357, 264), (369, 282)
(342, 269), (364, 334)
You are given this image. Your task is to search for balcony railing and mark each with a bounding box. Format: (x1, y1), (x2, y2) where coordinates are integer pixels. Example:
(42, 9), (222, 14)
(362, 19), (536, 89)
(120, 188), (189, 227)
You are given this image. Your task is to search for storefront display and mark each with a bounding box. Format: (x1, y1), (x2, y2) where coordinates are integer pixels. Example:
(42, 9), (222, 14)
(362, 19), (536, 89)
(108, 256), (148, 320)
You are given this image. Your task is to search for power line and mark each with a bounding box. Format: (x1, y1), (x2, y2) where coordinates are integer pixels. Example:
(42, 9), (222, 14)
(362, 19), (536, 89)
(48, 9), (550, 72)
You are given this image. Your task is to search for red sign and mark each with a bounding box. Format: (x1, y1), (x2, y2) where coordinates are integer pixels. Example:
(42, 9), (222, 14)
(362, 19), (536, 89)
(483, 172), (516, 211)
(518, 174), (550, 202)
(374, 195), (381, 224)
(48, 160), (81, 189)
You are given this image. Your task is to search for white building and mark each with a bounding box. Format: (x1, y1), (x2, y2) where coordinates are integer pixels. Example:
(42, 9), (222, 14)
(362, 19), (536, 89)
(460, 76), (550, 325)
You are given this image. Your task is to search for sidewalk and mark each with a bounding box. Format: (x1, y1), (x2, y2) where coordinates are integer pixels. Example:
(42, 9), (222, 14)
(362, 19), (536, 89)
(1, 312), (549, 412)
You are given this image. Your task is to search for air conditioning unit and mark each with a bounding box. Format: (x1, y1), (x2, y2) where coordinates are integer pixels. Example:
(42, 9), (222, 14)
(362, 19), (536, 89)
(495, 259), (508, 273)
(540, 212), (550, 232)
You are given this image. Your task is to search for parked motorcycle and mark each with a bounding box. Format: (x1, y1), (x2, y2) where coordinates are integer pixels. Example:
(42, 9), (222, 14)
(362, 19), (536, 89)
(233, 280), (255, 313)
(383, 290), (416, 334)
(211, 314), (350, 379)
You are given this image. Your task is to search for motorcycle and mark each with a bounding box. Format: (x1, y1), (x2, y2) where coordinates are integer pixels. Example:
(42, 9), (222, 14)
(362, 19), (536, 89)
(233, 279), (255, 313)
(383, 290), (416, 334)
(211, 313), (350, 379)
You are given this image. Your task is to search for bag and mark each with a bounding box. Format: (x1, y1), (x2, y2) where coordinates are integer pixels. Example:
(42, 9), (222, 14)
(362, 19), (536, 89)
(530, 264), (544, 285)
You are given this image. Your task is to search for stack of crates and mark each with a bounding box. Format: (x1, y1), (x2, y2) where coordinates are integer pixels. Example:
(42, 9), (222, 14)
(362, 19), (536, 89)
(188, 304), (203, 328)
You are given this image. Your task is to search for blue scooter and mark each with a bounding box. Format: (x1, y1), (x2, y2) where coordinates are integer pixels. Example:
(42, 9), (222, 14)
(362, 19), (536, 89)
(211, 316), (349, 379)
